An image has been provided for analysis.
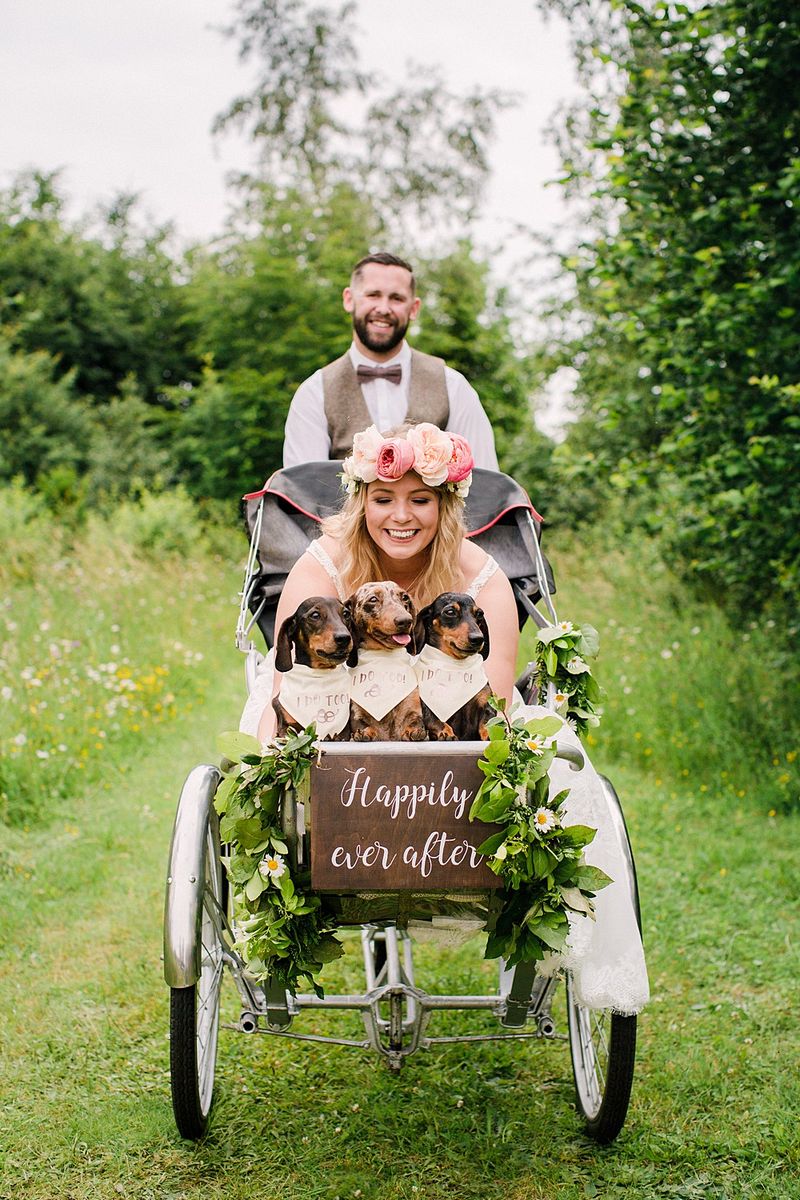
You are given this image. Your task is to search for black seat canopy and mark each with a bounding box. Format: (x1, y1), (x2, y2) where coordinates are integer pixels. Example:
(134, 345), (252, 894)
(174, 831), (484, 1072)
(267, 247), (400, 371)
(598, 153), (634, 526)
(242, 462), (555, 645)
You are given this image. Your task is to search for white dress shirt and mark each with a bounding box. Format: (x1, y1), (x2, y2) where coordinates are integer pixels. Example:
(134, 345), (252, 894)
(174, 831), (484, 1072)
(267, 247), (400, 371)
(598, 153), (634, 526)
(283, 341), (499, 470)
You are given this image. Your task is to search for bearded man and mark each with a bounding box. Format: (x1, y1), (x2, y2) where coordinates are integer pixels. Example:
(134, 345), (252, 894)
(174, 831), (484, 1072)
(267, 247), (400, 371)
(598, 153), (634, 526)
(282, 252), (499, 469)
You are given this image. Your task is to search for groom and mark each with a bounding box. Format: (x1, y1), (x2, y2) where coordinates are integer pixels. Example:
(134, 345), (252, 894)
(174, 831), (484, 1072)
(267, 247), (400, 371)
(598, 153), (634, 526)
(282, 252), (499, 469)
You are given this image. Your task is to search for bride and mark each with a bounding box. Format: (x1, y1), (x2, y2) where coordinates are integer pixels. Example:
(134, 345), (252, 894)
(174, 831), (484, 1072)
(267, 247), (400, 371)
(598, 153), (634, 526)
(241, 421), (649, 1015)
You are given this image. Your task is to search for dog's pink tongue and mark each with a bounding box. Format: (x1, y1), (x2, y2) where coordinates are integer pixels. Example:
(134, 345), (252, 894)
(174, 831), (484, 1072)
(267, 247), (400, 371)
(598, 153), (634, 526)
(392, 634), (411, 646)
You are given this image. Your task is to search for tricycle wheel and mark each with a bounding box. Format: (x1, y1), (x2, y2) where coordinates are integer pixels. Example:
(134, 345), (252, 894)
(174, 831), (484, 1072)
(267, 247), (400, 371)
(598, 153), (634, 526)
(566, 975), (636, 1143)
(169, 821), (224, 1139)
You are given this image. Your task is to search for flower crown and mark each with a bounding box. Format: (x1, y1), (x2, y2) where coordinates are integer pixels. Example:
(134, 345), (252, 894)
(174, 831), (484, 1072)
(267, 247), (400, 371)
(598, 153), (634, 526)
(341, 423), (474, 498)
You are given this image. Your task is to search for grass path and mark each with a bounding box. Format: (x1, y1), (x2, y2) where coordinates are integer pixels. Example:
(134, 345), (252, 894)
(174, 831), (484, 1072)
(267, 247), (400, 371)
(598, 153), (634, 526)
(1, 655), (798, 1199)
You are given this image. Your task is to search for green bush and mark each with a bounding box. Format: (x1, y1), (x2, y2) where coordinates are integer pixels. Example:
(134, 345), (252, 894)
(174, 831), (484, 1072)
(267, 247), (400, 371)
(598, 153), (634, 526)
(105, 487), (207, 557)
(523, 528), (800, 814)
(0, 479), (63, 580)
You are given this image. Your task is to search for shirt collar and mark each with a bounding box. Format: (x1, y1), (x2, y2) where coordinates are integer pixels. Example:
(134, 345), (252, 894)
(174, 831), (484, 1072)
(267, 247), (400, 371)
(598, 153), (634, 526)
(348, 340), (411, 371)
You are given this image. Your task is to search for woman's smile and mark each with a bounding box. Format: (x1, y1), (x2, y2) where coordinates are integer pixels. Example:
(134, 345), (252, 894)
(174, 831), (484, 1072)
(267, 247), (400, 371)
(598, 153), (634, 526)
(365, 473), (440, 560)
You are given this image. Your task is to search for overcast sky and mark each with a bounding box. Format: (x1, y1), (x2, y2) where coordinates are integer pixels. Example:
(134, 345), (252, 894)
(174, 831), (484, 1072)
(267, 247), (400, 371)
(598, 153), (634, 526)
(1, 1), (581, 432)
(1, 0), (578, 247)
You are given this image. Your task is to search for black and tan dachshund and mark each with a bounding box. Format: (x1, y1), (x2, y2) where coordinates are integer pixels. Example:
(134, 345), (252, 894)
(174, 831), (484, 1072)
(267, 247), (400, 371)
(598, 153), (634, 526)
(344, 581), (427, 741)
(414, 592), (493, 741)
(272, 596), (353, 739)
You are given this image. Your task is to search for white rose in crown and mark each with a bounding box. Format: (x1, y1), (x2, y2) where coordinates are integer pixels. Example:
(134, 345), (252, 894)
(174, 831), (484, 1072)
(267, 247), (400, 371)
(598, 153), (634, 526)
(350, 425), (384, 483)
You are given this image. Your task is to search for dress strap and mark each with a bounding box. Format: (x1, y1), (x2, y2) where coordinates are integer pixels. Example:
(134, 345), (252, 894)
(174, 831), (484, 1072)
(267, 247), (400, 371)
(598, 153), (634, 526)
(467, 554), (499, 599)
(306, 539), (347, 601)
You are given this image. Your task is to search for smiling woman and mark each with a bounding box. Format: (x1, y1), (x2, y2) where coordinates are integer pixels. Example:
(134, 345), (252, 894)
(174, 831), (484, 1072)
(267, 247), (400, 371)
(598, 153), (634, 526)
(253, 422), (520, 741)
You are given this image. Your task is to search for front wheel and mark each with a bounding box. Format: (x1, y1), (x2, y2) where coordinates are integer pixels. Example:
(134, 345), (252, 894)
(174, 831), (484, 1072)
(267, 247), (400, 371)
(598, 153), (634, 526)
(169, 818), (224, 1139)
(566, 974), (637, 1143)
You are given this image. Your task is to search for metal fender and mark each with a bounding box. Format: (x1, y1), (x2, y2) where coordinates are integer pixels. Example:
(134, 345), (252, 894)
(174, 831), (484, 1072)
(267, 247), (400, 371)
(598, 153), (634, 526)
(597, 773), (642, 933)
(163, 764), (222, 988)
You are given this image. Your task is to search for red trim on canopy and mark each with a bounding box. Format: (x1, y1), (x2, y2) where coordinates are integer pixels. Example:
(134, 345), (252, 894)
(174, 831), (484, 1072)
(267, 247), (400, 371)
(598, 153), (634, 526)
(242, 474), (544, 531)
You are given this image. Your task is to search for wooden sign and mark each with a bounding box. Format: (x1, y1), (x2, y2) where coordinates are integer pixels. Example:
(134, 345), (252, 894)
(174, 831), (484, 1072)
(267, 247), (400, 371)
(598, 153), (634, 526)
(309, 743), (502, 891)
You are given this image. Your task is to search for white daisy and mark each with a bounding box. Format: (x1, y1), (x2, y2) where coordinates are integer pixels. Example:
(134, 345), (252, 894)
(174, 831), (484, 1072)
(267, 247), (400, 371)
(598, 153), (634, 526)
(259, 852), (286, 881)
(566, 656), (590, 674)
(533, 807), (558, 833)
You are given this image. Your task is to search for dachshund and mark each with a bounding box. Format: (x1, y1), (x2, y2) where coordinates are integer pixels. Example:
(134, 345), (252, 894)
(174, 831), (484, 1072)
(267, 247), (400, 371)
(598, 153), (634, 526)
(344, 581), (427, 741)
(414, 592), (493, 741)
(272, 596), (352, 740)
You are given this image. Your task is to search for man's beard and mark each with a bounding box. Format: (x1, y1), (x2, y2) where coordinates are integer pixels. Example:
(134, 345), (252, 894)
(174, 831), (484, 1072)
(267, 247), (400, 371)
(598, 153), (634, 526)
(353, 311), (408, 355)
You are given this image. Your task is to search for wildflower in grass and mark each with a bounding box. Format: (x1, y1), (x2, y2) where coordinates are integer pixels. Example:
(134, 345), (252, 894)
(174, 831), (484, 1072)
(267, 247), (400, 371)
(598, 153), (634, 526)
(533, 807), (558, 833)
(660, 648), (673, 659)
(12, 733), (27, 746)
(1, 686), (12, 701)
(259, 852), (286, 881)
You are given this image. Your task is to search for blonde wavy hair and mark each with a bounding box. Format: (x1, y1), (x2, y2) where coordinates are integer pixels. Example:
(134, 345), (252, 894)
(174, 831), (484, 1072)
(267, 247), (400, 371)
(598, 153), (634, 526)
(322, 474), (467, 607)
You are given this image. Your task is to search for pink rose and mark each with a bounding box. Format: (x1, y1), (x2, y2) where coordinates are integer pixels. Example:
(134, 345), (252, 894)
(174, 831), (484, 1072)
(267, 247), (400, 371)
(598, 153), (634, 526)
(376, 437), (416, 480)
(350, 425), (384, 483)
(446, 434), (475, 483)
(406, 423), (453, 487)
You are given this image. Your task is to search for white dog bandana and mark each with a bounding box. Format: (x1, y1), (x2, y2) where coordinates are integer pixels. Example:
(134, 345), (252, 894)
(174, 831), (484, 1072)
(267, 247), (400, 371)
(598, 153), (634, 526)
(349, 647), (418, 721)
(277, 662), (350, 737)
(415, 645), (488, 722)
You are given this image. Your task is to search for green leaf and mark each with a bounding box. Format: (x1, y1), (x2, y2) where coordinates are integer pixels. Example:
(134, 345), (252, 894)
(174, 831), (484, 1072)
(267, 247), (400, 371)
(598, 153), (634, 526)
(244, 870), (266, 901)
(560, 824), (597, 847)
(483, 739), (510, 764)
(574, 864), (613, 892)
(217, 731), (262, 763)
(476, 830), (507, 856)
(524, 715), (563, 738)
(558, 886), (595, 915)
(213, 774), (238, 814)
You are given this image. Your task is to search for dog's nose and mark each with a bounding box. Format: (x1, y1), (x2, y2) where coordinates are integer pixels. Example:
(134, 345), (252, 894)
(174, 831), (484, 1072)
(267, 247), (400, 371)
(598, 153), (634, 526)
(334, 631), (352, 647)
(394, 614), (412, 632)
(467, 633), (485, 651)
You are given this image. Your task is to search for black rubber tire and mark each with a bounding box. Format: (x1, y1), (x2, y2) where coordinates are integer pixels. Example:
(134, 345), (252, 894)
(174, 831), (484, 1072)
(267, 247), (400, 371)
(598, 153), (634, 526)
(169, 823), (223, 1139)
(566, 976), (637, 1143)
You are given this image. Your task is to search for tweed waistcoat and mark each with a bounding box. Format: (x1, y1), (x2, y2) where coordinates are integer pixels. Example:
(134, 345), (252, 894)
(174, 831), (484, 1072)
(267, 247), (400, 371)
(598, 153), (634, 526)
(321, 348), (450, 460)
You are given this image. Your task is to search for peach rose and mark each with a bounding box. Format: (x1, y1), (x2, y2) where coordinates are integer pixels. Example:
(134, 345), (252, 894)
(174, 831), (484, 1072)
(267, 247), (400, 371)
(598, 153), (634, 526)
(446, 434), (474, 483)
(376, 437), (416, 480)
(406, 423), (453, 487)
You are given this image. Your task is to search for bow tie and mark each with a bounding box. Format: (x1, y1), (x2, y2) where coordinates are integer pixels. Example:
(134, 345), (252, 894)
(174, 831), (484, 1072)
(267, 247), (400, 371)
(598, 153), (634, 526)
(356, 363), (402, 385)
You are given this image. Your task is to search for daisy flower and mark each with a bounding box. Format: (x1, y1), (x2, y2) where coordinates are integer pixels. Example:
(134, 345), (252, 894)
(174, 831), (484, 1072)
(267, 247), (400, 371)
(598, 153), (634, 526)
(566, 656), (590, 674)
(259, 852), (286, 881)
(533, 807), (558, 833)
(558, 621), (574, 633)
(526, 736), (546, 753)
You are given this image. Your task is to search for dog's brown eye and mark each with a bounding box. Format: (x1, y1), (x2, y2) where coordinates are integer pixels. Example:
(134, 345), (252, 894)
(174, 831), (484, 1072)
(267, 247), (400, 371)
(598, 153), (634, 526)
(443, 606), (458, 618)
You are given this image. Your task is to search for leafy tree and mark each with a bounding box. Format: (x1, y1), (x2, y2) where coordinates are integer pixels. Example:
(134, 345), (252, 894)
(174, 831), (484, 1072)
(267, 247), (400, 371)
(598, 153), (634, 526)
(540, 0), (800, 613)
(0, 334), (92, 486)
(0, 171), (198, 404)
(214, 0), (511, 240)
(415, 243), (553, 497)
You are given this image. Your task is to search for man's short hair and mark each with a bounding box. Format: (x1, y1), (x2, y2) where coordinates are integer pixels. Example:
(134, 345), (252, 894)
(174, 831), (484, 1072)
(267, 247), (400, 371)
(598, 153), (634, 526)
(351, 252), (416, 293)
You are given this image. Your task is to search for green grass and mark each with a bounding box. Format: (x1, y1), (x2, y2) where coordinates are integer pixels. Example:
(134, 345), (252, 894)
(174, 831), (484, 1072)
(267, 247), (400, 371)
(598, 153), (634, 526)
(1, 506), (798, 1199)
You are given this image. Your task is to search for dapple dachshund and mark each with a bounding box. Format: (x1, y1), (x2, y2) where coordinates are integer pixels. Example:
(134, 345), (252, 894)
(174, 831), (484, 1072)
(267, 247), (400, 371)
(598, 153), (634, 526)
(414, 592), (493, 740)
(344, 581), (427, 741)
(272, 596), (353, 739)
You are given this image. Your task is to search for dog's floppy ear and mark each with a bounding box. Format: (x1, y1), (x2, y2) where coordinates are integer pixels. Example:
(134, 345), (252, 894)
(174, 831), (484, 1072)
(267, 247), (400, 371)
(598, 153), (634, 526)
(342, 596), (359, 667)
(274, 615), (297, 673)
(414, 603), (433, 656)
(475, 606), (491, 660)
